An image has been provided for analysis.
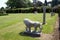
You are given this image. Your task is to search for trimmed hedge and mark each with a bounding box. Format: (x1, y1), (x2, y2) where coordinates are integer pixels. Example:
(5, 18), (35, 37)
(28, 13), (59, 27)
(0, 11), (8, 16)
(6, 7), (51, 13)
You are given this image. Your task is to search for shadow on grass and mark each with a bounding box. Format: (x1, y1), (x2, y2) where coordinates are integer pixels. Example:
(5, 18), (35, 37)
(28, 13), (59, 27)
(19, 32), (41, 37)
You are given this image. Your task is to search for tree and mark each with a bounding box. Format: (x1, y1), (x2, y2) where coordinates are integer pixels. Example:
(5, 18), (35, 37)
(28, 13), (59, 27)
(0, 7), (5, 15)
(36, 1), (43, 7)
(58, 0), (60, 4)
(52, 0), (58, 7)
(0, 7), (4, 11)
(6, 0), (31, 8)
(44, 0), (47, 6)
(28, 1), (33, 7)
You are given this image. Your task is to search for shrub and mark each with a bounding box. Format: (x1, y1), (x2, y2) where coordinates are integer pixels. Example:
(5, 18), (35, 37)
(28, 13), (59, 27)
(6, 6), (52, 13)
(0, 11), (8, 16)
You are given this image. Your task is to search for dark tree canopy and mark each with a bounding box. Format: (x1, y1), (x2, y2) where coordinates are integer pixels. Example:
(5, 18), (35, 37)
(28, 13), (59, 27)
(44, 0), (47, 6)
(0, 7), (4, 11)
(36, 1), (43, 7)
(52, 0), (58, 7)
(58, 0), (60, 4)
(6, 0), (32, 8)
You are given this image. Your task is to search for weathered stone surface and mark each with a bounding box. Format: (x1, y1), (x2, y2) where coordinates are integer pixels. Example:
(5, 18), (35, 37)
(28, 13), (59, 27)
(23, 17), (42, 37)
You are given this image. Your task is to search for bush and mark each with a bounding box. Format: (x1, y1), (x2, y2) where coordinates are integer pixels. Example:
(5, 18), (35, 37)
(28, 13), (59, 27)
(6, 6), (52, 13)
(0, 11), (8, 16)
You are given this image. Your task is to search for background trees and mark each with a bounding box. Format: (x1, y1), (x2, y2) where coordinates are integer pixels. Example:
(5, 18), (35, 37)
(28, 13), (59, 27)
(6, 0), (43, 8)
(36, 1), (43, 7)
(52, 0), (58, 7)
(6, 0), (32, 8)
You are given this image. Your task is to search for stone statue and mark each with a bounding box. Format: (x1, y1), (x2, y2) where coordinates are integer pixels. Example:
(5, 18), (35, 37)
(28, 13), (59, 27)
(24, 18), (42, 33)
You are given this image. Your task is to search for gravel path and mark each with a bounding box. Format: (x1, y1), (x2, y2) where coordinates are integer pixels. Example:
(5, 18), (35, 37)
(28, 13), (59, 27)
(53, 18), (59, 40)
(40, 17), (59, 40)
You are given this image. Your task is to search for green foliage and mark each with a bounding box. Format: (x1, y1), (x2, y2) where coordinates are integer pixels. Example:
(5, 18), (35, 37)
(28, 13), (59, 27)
(52, 0), (58, 7)
(0, 12), (8, 16)
(44, 0), (47, 6)
(0, 12), (4, 16)
(6, 6), (51, 13)
(0, 7), (4, 11)
(36, 1), (43, 7)
(56, 5), (60, 13)
(0, 7), (8, 16)
(6, 0), (32, 8)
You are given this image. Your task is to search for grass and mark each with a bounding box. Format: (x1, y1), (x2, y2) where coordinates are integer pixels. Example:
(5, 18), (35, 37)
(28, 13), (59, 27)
(0, 13), (58, 40)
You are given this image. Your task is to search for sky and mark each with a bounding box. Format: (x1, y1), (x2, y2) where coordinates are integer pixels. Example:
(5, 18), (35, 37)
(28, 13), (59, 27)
(0, 0), (52, 8)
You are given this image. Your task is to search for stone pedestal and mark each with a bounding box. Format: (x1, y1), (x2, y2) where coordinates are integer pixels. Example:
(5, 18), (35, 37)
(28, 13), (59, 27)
(24, 30), (41, 37)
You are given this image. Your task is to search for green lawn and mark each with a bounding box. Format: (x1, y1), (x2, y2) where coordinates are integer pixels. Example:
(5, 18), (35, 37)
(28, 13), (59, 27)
(0, 13), (58, 40)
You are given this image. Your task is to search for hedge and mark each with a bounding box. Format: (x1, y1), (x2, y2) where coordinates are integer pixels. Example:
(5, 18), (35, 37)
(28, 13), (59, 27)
(0, 11), (8, 16)
(6, 6), (52, 13)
